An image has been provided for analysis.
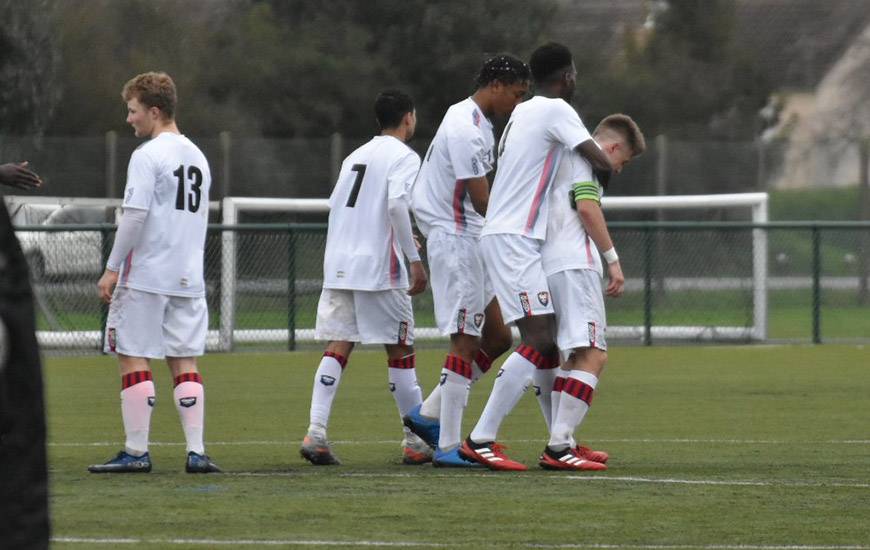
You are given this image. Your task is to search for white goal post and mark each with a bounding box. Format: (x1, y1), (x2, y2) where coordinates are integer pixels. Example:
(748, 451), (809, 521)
(220, 193), (768, 350)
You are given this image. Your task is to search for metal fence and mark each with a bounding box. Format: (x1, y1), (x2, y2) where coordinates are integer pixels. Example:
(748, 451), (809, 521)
(16, 221), (870, 354)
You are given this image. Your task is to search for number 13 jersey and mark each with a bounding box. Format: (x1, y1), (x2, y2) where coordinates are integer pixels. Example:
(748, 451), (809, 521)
(120, 132), (211, 297)
(323, 135), (421, 291)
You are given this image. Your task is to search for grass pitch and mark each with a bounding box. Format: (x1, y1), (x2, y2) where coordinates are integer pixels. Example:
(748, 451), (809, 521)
(46, 346), (869, 548)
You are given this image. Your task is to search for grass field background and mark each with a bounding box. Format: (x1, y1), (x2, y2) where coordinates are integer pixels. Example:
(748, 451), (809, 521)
(46, 345), (869, 548)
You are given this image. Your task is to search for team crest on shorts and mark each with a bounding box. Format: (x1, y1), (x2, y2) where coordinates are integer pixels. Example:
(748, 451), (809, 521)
(457, 308), (467, 333)
(107, 328), (117, 352)
(537, 291), (549, 306)
(588, 322), (597, 345)
(519, 292), (532, 316)
(179, 397), (197, 408)
(398, 321), (409, 344)
(320, 375), (336, 386)
(473, 313), (484, 328)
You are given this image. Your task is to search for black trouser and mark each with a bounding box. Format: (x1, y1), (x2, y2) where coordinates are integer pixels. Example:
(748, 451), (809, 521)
(0, 202), (49, 549)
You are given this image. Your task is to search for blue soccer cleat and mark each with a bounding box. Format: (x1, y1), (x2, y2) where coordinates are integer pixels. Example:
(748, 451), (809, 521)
(185, 451), (222, 473)
(402, 404), (440, 448)
(432, 446), (484, 468)
(88, 450), (152, 473)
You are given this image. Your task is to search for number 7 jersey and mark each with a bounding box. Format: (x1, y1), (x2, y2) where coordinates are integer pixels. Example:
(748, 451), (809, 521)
(323, 135), (421, 291)
(120, 132), (211, 297)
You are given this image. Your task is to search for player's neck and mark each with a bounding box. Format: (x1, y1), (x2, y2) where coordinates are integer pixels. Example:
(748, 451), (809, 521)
(149, 120), (181, 139)
(470, 91), (493, 119)
(380, 128), (407, 143)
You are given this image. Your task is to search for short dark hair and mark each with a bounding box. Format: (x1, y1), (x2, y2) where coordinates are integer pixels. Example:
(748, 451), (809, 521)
(475, 54), (530, 87)
(594, 114), (647, 156)
(374, 89), (414, 130)
(529, 42), (573, 84)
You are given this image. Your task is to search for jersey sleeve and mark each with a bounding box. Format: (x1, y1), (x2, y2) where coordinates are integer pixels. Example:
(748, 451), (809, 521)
(570, 154), (601, 204)
(387, 150), (422, 201)
(121, 149), (156, 211)
(547, 100), (593, 151)
(446, 123), (492, 180)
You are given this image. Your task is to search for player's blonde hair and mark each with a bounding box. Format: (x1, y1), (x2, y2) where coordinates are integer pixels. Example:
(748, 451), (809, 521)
(594, 114), (646, 157)
(122, 72), (177, 120)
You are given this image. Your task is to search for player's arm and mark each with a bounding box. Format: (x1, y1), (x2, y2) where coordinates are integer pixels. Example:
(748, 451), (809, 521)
(574, 182), (624, 297)
(388, 153), (427, 295)
(447, 125), (492, 217)
(574, 139), (613, 174)
(98, 207), (147, 303)
(0, 162), (42, 190)
(465, 176), (490, 216)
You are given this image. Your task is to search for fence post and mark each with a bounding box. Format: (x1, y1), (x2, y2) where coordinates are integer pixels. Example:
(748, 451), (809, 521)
(287, 227), (297, 351)
(105, 131), (117, 198)
(811, 226), (821, 344)
(857, 138), (869, 305)
(643, 226), (654, 346)
(99, 226), (112, 352)
(220, 131), (232, 199)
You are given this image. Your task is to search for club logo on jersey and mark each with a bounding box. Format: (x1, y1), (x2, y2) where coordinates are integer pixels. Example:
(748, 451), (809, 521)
(179, 397), (197, 408)
(320, 375), (336, 386)
(147, 396), (156, 407)
(473, 313), (484, 328)
(457, 309), (467, 333)
(588, 322), (597, 345)
(519, 292), (531, 316)
(107, 328), (117, 352)
(398, 321), (409, 344)
(388, 382), (396, 393)
(537, 291), (549, 307)
(439, 373), (447, 386)
(471, 156), (479, 175)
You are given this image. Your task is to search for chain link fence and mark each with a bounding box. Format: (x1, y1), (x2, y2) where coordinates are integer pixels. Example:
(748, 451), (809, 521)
(13, 222), (870, 355)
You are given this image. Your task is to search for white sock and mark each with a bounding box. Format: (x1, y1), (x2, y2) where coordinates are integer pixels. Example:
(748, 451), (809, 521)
(173, 373), (205, 455)
(469, 349), (535, 443)
(548, 370), (598, 450)
(120, 371), (155, 456)
(438, 355), (472, 450)
(388, 355), (422, 418)
(551, 373), (568, 434)
(533, 367), (559, 433)
(419, 384), (441, 419)
(308, 352), (346, 434)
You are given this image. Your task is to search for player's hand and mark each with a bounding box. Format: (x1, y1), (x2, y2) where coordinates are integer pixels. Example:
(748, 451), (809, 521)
(0, 162), (42, 190)
(97, 269), (120, 304)
(605, 261), (624, 297)
(413, 234), (424, 252)
(407, 261), (428, 296)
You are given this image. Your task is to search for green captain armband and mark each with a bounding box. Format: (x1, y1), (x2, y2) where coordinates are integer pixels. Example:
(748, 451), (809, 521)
(572, 181), (600, 204)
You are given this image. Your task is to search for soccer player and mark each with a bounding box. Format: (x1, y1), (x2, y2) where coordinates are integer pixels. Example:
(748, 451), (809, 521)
(88, 72), (220, 474)
(539, 114), (645, 470)
(404, 55), (528, 467)
(301, 90), (430, 466)
(459, 42), (614, 471)
(1, 162), (49, 547)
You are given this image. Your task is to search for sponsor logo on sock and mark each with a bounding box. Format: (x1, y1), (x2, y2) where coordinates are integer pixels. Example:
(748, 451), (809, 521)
(398, 321), (409, 344)
(588, 322), (597, 345)
(473, 313), (484, 328)
(439, 373), (447, 386)
(519, 292), (531, 316)
(533, 384), (542, 396)
(179, 397), (197, 408)
(496, 367), (505, 378)
(147, 396), (156, 407)
(537, 291), (549, 306)
(457, 308), (467, 333)
(389, 382), (396, 392)
(320, 375), (336, 386)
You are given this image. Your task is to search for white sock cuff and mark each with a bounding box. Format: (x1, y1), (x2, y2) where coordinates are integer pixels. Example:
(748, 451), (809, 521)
(568, 369), (599, 389)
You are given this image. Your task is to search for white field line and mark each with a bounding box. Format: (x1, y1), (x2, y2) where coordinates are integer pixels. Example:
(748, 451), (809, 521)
(49, 537), (870, 549)
(47, 438), (870, 447)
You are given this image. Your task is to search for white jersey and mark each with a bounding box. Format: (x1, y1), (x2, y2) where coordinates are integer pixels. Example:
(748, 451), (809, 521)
(542, 150), (604, 277)
(412, 97), (494, 237)
(482, 96), (592, 241)
(119, 132), (211, 297)
(323, 135), (421, 291)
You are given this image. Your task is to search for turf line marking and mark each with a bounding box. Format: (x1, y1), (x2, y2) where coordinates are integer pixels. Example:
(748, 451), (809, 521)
(52, 537), (446, 547)
(223, 471), (870, 489)
(50, 538), (870, 549)
(48, 438), (870, 447)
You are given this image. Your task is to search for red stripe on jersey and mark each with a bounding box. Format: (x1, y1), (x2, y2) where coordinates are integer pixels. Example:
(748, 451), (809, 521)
(444, 354), (473, 379)
(563, 378), (594, 405)
(174, 372), (203, 386)
(524, 145), (560, 234)
(121, 250), (134, 285)
(453, 179), (467, 233)
(323, 351), (348, 369)
(121, 370), (153, 390)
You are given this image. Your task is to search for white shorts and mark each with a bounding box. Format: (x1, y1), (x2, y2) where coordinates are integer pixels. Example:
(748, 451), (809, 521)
(315, 288), (414, 345)
(479, 233), (554, 325)
(104, 287), (208, 359)
(427, 230), (494, 336)
(547, 269), (608, 356)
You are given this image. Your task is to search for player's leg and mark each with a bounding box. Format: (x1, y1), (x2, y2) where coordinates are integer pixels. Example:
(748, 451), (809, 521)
(477, 296), (512, 376)
(303, 288), (359, 465)
(89, 288), (162, 473)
